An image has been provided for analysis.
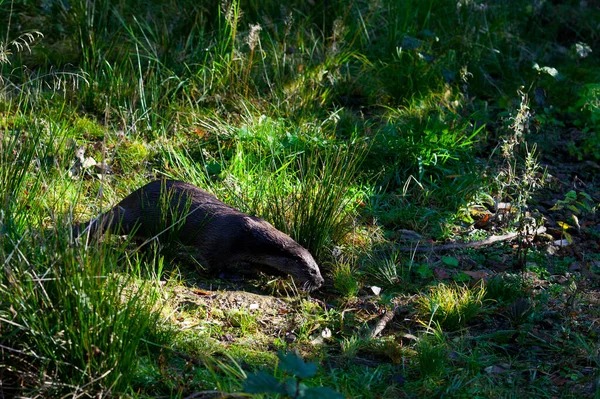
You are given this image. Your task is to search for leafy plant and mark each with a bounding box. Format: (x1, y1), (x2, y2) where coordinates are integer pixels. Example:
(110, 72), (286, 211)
(415, 263), (434, 280)
(550, 190), (597, 244)
(526, 263), (550, 279)
(570, 83), (600, 161)
(243, 351), (344, 399)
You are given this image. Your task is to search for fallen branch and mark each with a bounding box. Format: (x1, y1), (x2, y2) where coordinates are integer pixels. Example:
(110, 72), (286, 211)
(396, 226), (547, 253)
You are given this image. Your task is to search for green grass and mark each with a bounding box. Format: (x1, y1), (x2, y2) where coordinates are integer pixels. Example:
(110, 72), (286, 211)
(1, 0), (600, 397)
(417, 283), (487, 331)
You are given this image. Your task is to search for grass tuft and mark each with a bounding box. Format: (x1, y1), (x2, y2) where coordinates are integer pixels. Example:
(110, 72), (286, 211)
(331, 261), (361, 299)
(417, 282), (487, 331)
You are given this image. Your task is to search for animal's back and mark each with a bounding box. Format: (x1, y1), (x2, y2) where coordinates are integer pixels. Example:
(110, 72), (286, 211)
(115, 180), (239, 236)
(113, 181), (250, 259)
(76, 179), (325, 290)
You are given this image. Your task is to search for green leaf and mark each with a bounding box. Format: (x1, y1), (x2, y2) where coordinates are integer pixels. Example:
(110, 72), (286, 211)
(453, 272), (471, 283)
(301, 386), (346, 399)
(416, 264), (434, 279)
(283, 377), (302, 397)
(565, 190), (577, 201)
(442, 256), (459, 267)
(566, 205), (581, 214)
(278, 351), (318, 379)
(243, 372), (286, 394)
(564, 231), (573, 244)
(580, 191), (592, 201)
(205, 162), (222, 175)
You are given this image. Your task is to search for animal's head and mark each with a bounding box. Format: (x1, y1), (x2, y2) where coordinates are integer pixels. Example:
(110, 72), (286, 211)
(243, 217), (324, 291)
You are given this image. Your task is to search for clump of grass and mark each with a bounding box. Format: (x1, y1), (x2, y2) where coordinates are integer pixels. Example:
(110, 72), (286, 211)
(294, 299), (338, 342)
(331, 261), (361, 299)
(1, 218), (167, 397)
(340, 335), (365, 359)
(176, 116), (368, 261)
(225, 309), (259, 336)
(364, 249), (418, 287)
(506, 298), (533, 326)
(0, 123), (168, 397)
(416, 329), (448, 380)
(417, 283), (486, 331)
(484, 273), (525, 304)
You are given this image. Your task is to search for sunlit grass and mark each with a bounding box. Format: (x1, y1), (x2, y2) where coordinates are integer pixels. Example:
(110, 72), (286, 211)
(1, 0), (599, 397)
(417, 283), (487, 331)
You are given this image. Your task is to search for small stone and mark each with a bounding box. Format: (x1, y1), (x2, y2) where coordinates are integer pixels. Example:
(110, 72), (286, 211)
(94, 162), (112, 174)
(82, 156), (97, 169)
(222, 333), (234, 343)
(285, 333), (297, 343)
(310, 335), (324, 345)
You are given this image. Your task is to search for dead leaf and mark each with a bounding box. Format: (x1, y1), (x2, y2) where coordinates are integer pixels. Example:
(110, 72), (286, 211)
(434, 267), (451, 280)
(462, 270), (488, 281)
(551, 375), (569, 386)
(474, 213), (491, 228)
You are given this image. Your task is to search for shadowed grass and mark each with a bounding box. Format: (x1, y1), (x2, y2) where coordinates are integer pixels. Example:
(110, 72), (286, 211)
(0, 121), (170, 396)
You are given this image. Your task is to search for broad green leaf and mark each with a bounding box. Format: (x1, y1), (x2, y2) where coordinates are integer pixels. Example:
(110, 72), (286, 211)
(243, 372), (286, 394)
(565, 190), (577, 200)
(278, 351), (317, 379)
(564, 231), (573, 244)
(566, 205), (581, 214)
(580, 191), (592, 201)
(301, 386), (346, 399)
(453, 272), (471, 283)
(416, 264), (434, 279)
(442, 256), (459, 267)
(283, 377), (302, 397)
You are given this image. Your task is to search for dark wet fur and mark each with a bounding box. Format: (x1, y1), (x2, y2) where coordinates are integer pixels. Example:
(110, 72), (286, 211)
(75, 180), (324, 290)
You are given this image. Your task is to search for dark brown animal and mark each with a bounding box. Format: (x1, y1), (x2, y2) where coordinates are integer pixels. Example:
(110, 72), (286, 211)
(75, 180), (324, 291)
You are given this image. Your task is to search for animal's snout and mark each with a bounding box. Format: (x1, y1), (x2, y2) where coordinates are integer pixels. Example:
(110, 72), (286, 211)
(308, 267), (324, 288)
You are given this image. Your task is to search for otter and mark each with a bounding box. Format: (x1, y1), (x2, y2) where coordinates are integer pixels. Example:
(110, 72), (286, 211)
(75, 180), (324, 291)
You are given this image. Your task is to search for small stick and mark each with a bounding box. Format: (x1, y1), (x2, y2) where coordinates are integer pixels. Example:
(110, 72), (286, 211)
(369, 307), (397, 339)
(396, 227), (547, 253)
